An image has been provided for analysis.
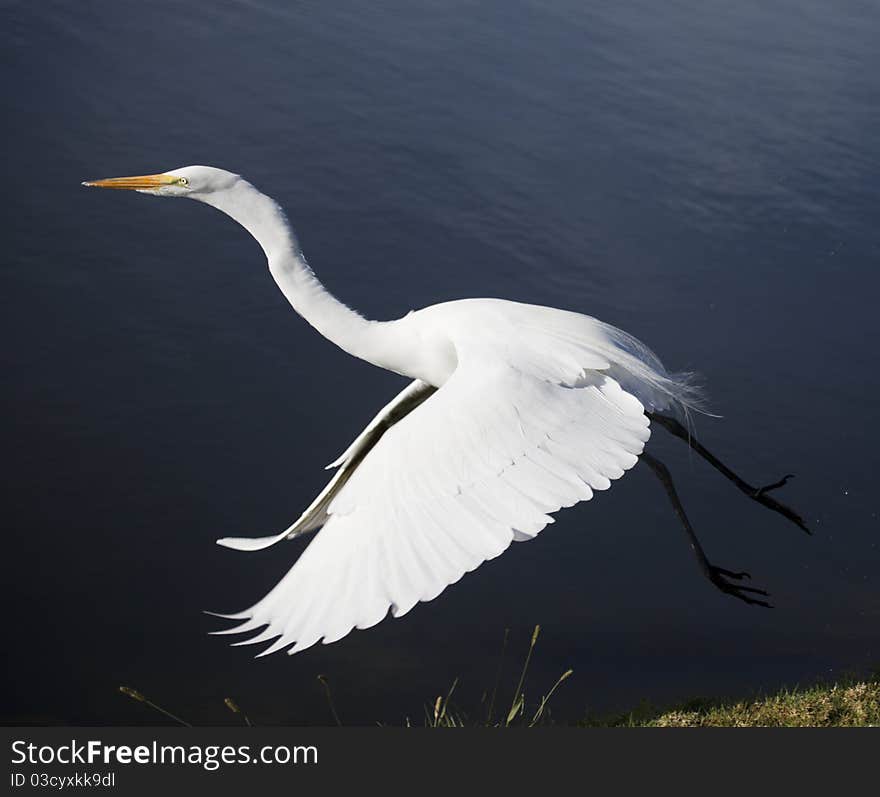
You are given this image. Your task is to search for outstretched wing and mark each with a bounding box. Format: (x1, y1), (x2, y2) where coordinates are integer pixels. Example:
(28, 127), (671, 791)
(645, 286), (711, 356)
(213, 351), (650, 656)
(215, 379), (436, 552)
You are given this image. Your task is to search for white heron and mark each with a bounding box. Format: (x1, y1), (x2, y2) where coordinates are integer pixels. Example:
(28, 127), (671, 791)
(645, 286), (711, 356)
(83, 165), (806, 656)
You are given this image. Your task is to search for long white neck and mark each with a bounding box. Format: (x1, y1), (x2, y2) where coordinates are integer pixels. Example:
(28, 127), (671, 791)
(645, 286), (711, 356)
(199, 178), (405, 372)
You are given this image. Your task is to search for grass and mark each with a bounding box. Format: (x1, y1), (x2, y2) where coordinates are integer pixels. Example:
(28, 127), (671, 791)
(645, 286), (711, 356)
(422, 624), (574, 727)
(584, 677), (880, 727)
(116, 627), (880, 727)
(420, 628), (879, 727)
(117, 624), (575, 728)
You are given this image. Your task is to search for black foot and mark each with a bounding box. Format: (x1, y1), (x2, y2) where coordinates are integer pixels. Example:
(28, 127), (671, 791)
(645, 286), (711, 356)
(750, 474), (809, 535)
(708, 565), (773, 608)
(754, 474), (794, 497)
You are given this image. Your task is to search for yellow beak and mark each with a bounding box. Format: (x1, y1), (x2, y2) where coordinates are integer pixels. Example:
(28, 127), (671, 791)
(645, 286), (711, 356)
(81, 173), (178, 190)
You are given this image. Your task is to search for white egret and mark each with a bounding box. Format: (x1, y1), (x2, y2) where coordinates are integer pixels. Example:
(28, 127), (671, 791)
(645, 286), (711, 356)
(83, 166), (805, 656)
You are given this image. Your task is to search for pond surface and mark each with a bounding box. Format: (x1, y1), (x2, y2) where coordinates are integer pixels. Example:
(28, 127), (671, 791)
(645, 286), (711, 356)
(2, 0), (878, 724)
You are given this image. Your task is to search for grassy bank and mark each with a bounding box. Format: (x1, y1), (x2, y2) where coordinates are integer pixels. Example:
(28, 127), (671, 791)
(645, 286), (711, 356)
(118, 673), (880, 727)
(118, 625), (879, 726)
(420, 626), (879, 727)
(582, 678), (880, 727)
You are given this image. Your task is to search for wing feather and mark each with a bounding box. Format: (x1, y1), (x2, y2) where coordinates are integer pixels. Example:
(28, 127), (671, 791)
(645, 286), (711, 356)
(214, 351), (650, 655)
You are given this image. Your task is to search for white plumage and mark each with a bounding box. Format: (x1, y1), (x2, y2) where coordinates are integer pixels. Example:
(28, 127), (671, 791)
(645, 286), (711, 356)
(83, 166), (699, 656)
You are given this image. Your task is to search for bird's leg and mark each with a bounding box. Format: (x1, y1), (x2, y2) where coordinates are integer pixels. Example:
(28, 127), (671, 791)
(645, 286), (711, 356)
(647, 412), (808, 534)
(640, 452), (772, 608)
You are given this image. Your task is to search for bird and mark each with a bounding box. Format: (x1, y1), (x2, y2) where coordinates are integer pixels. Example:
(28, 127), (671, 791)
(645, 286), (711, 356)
(83, 165), (806, 656)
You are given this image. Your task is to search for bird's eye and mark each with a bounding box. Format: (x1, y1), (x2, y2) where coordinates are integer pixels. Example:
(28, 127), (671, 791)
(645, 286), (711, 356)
(178, 177), (189, 186)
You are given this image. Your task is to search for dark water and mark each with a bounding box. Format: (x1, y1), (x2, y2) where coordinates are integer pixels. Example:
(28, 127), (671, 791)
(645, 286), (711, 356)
(3, 0), (879, 725)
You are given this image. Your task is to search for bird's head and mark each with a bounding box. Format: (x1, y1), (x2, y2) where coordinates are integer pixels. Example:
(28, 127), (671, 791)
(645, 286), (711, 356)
(82, 165), (240, 199)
